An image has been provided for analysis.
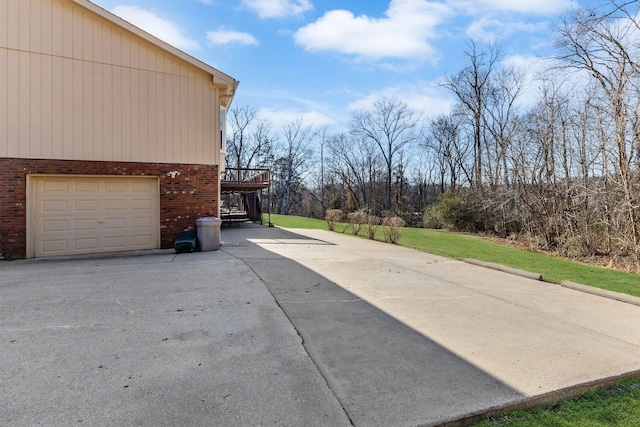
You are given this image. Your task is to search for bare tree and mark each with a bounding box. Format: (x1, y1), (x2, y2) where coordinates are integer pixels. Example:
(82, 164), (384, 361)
(327, 133), (382, 212)
(351, 97), (422, 211)
(485, 65), (526, 187)
(425, 112), (471, 192)
(441, 41), (502, 188)
(272, 118), (315, 215)
(556, 0), (640, 250)
(315, 124), (332, 217)
(227, 105), (274, 171)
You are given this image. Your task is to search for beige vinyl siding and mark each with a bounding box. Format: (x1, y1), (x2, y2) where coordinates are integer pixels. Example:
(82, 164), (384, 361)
(0, 40), (6, 154)
(0, 0), (223, 166)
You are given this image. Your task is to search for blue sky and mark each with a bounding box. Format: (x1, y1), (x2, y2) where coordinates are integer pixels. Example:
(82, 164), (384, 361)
(91, 0), (581, 129)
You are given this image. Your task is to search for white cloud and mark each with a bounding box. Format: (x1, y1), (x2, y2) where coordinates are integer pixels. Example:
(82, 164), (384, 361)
(294, 0), (451, 61)
(500, 55), (594, 110)
(242, 0), (313, 19)
(466, 15), (546, 43)
(111, 5), (200, 51)
(207, 27), (259, 46)
(348, 83), (456, 118)
(502, 55), (548, 76)
(448, 0), (576, 15)
(258, 108), (336, 128)
(500, 55), (549, 108)
(478, 0), (576, 15)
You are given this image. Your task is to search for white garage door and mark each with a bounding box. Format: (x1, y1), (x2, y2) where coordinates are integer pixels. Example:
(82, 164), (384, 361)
(31, 176), (159, 257)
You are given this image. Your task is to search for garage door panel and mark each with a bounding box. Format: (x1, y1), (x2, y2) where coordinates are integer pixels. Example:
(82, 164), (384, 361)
(132, 217), (152, 227)
(104, 199), (128, 211)
(105, 180), (127, 192)
(104, 217), (127, 229)
(42, 219), (69, 232)
(42, 239), (69, 252)
(132, 181), (155, 192)
(33, 176), (159, 257)
(42, 199), (69, 213)
(130, 235), (153, 246)
(132, 198), (153, 210)
(104, 236), (128, 249)
(75, 237), (100, 251)
(74, 219), (99, 231)
(43, 180), (68, 192)
(75, 180), (99, 192)
(75, 200), (99, 211)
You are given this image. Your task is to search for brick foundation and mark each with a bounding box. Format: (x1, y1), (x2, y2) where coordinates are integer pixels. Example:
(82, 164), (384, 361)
(0, 158), (219, 259)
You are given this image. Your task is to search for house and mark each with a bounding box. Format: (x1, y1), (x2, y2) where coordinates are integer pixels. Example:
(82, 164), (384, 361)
(0, 0), (238, 259)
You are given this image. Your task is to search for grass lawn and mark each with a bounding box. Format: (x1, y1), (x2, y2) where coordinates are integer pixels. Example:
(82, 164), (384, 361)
(266, 214), (640, 298)
(473, 376), (640, 426)
(266, 214), (640, 426)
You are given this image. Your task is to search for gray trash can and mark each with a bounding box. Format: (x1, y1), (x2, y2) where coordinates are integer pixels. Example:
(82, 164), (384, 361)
(196, 217), (221, 251)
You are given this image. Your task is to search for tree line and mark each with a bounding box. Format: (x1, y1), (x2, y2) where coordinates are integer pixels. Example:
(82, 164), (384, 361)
(225, 0), (640, 270)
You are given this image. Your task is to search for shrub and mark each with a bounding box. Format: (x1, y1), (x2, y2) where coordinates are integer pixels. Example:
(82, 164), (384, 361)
(423, 189), (476, 231)
(325, 209), (343, 231)
(366, 215), (380, 240)
(347, 210), (368, 235)
(423, 209), (443, 229)
(392, 203), (424, 228)
(382, 216), (405, 244)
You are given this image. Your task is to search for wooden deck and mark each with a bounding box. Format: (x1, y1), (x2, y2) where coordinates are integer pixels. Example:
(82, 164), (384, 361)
(221, 168), (270, 194)
(220, 168), (271, 225)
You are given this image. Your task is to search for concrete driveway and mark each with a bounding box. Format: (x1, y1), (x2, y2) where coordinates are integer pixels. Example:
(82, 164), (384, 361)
(2, 224), (640, 426)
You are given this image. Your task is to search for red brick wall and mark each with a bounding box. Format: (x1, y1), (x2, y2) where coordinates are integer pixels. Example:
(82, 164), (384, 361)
(0, 158), (219, 259)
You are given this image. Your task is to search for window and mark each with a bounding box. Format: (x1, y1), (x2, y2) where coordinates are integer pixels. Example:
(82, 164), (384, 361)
(220, 107), (227, 153)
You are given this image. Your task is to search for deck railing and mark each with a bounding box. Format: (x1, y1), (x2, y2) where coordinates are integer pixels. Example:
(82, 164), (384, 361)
(221, 168), (270, 186)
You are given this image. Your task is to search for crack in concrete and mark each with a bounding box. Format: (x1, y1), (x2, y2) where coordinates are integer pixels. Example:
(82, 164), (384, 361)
(220, 247), (356, 426)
